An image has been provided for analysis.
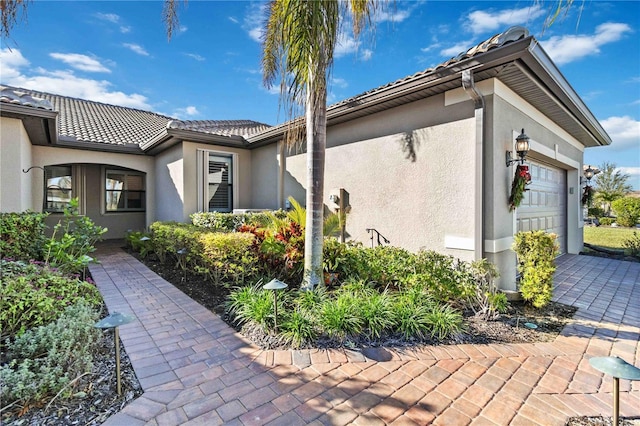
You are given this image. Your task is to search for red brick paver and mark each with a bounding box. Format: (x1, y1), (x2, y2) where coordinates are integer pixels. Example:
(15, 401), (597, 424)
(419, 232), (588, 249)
(90, 244), (640, 425)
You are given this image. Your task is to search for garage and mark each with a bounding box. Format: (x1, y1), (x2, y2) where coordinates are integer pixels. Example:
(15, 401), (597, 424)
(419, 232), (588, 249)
(516, 160), (567, 254)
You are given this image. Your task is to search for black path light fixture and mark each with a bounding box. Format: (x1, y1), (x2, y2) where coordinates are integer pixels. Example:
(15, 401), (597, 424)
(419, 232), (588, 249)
(95, 312), (135, 396)
(506, 128), (531, 167)
(263, 278), (288, 332)
(589, 356), (640, 425)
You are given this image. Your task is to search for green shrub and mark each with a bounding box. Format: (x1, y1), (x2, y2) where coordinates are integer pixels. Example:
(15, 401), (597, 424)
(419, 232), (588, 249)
(0, 301), (101, 406)
(198, 232), (257, 285)
(612, 197), (640, 227)
(44, 199), (107, 274)
(281, 309), (317, 348)
(587, 206), (604, 218)
(190, 210), (284, 231)
(318, 293), (363, 340)
(623, 231), (640, 258)
(226, 283), (275, 330)
(0, 260), (102, 339)
(0, 211), (48, 261)
(513, 231), (559, 308)
(469, 259), (508, 320)
(425, 304), (464, 340)
(599, 217), (615, 226)
(359, 290), (395, 339)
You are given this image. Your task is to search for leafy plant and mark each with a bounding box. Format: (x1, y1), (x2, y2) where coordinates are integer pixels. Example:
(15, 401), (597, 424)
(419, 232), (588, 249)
(469, 259), (508, 320)
(226, 283), (274, 330)
(359, 290), (395, 339)
(623, 231), (640, 259)
(425, 304), (464, 340)
(599, 217), (615, 226)
(44, 198), (107, 274)
(0, 301), (102, 406)
(611, 197), (640, 228)
(0, 260), (102, 339)
(513, 231), (559, 308)
(0, 211), (48, 261)
(318, 293), (362, 340)
(281, 309), (317, 348)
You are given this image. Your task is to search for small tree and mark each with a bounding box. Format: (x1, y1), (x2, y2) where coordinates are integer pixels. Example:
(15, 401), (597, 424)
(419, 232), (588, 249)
(594, 162), (633, 215)
(611, 197), (640, 228)
(513, 231), (559, 309)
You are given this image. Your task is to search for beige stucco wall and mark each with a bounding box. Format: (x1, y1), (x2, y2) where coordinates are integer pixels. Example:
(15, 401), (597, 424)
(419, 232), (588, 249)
(31, 145), (154, 239)
(284, 94), (478, 260)
(0, 117), (33, 212)
(474, 79), (584, 292)
(250, 143), (280, 210)
(155, 141), (252, 223)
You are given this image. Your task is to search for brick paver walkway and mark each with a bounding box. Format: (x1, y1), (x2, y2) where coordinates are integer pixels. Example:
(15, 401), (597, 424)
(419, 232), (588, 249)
(89, 245), (640, 425)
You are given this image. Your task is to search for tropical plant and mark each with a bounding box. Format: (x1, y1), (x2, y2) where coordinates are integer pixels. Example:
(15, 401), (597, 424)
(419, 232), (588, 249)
(611, 197), (640, 228)
(594, 162), (633, 215)
(469, 259), (508, 320)
(513, 231), (559, 308)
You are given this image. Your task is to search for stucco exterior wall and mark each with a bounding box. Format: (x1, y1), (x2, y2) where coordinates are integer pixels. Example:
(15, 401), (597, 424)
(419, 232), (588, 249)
(0, 117), (33, 212)
(284, 94), (478, 259)
(31, 145), (154, 239)
(478, 79), (584, 292)
(155, 144), (185, 223)
(180, 142), (252, 222)
(250, 143), (280, 210)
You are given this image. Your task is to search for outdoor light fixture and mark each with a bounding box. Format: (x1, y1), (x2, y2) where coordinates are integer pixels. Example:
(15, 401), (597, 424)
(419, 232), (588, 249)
(506, 129), (530, 167)
(589, 356), (640, 425)
(583, 165), (600, 183)
(95, 312), (135, 395)
(263, 278), (288, 332)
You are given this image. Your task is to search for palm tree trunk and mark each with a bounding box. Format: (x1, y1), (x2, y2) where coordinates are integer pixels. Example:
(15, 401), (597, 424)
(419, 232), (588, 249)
(302, 73), (327, 290)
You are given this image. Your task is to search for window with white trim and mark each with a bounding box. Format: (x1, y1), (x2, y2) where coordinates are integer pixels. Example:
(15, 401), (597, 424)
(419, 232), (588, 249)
(44, 165), (72, 212)
(105, 169), (146, 212)
(206, 154), (233, 212)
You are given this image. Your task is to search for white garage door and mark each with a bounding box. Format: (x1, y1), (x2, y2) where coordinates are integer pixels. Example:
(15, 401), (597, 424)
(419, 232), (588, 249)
(516, 160), (567, 254)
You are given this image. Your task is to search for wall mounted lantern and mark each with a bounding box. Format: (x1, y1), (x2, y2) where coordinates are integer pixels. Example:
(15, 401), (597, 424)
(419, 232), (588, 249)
(506, 129), (530, 167)
(583, 165), (600, 184)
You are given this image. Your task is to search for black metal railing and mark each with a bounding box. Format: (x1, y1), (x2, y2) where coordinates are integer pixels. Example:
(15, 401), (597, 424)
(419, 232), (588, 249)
(366, 228), (390, 248)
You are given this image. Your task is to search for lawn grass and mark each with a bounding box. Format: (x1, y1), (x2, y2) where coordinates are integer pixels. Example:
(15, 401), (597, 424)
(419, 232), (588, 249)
(583, 226), (638, 250)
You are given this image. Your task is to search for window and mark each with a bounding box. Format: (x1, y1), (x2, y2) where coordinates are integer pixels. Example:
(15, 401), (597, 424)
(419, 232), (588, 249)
(206, 154), (233, 212)
(45, 165), (72, 212)
(105, 169), (146, 212)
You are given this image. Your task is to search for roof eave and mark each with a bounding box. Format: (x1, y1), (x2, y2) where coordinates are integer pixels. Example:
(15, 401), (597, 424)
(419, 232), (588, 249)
(0, 103), (58, 145)
(142, 128), (250, 155)
(523, 41), (612, 147)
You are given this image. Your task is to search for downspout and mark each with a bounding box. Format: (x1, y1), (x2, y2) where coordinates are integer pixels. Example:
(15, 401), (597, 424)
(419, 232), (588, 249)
(461, 70), (485, 261)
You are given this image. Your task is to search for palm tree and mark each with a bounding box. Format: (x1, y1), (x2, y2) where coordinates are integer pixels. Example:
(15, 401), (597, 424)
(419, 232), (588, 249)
(594, 162), (632, 215)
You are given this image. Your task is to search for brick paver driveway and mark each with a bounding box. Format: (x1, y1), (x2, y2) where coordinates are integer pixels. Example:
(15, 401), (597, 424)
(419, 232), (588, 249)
(89, 245), (640, 425)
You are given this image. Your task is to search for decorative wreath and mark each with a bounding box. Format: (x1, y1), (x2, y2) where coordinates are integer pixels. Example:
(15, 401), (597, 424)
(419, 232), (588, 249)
(582, 185), (594, 206)
(509, 164), (532, 211)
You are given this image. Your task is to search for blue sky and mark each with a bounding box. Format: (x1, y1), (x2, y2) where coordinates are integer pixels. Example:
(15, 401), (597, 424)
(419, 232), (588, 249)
(1, 1), (639, 189)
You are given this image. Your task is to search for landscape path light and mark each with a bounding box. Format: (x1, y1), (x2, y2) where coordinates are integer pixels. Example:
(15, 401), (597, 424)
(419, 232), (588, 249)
(95, 312), (135, 395)
(263, 278), (288, 332)
(589, 356), (640, 425)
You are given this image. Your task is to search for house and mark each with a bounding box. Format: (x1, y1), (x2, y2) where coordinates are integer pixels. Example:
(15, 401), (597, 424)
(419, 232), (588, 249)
(0, 27), (611, 293)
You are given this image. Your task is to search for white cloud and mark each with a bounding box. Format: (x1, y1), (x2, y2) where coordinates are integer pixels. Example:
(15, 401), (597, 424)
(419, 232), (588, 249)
(94, 12), (130, 34)
(228, 16), (239, 24)
(601, 115), (640, 151)
(375, 9), (411, 23)
(0, 48), (29, 80)
(541, 22), (632, 65)
(244, 3), (268, 43)
(360, 49), (373, 61)
(440, 40), (475, 57)
(185, 53), (205, 62)
(49, 53), (111, 73)
(619, 167), (640, 178)
(335, 33), (359, 58)
(123, 43), (149, 56)
(0, 48), (151, 110)
(466, 5), (545, 35)
(178, 26), (188, 34)
(173, 105), (199, 118)
(331, 77), (348, 89)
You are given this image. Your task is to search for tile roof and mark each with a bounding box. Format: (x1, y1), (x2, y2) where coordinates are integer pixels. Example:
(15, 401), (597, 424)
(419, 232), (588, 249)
(331, 26), (530, 110)
(0, 85), (270, 147)
(168, 119), (271, 138)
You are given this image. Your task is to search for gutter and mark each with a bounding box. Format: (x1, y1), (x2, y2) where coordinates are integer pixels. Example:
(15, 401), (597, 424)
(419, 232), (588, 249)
(461, 70), (486, 261)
